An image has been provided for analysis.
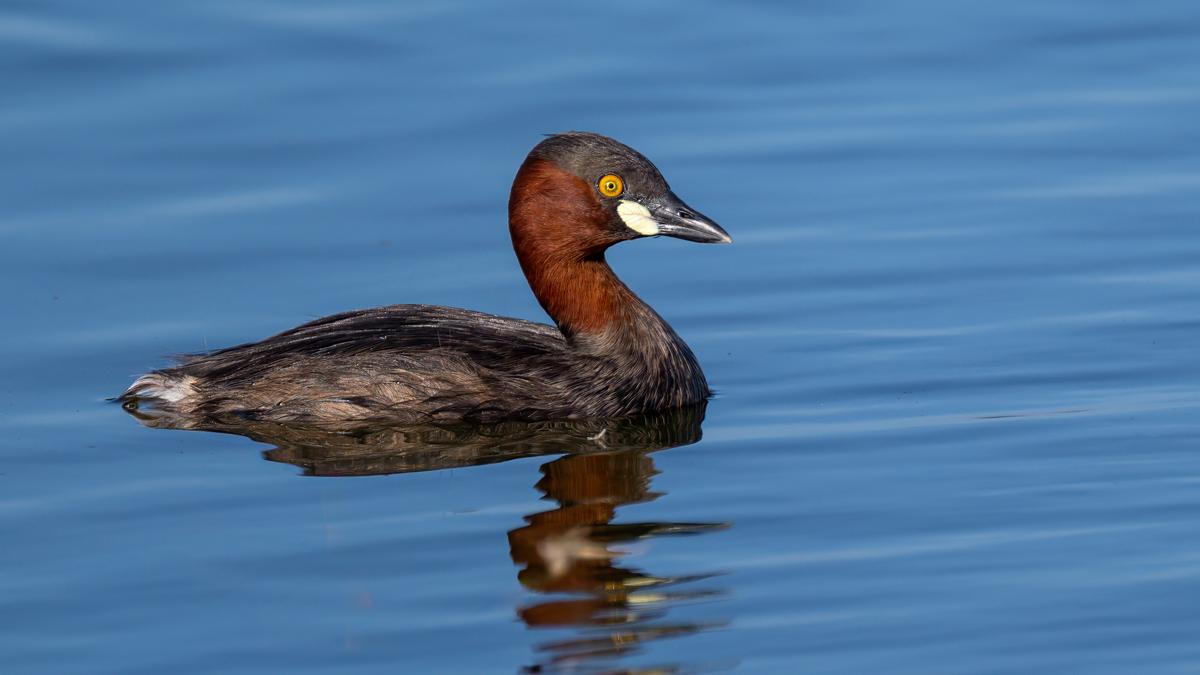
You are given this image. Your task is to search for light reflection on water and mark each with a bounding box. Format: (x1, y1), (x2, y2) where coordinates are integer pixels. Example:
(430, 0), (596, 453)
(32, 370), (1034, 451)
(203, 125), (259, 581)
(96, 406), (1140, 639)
(2, 0), (1200, 673)
(130, 404), (731, 674)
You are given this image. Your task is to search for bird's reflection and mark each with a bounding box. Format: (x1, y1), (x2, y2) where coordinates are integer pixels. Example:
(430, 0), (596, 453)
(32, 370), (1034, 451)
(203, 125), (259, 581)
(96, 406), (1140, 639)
(511, 449), (727, 674)
(125, 403), (729, 673)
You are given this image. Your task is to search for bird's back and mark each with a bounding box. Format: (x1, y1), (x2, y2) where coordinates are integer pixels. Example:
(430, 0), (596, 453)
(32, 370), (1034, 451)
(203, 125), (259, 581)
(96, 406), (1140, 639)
(121, 305), (594, 423)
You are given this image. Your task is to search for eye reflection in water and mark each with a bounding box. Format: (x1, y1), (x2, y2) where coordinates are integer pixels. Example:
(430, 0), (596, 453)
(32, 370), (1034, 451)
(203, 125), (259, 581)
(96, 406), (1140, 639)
(125, 402), (731, 673)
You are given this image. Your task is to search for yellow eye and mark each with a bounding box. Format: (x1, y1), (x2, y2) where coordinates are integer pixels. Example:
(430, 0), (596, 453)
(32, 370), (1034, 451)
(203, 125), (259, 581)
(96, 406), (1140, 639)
(598, 174), (624, 198)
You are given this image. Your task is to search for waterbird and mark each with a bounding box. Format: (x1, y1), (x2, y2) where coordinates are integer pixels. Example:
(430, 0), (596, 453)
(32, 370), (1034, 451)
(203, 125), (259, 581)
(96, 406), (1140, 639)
(119, 132), (730, 423)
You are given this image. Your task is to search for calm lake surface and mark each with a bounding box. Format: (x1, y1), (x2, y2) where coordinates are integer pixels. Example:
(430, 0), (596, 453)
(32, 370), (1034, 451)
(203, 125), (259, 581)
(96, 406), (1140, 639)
(3, 2), (1199, 673)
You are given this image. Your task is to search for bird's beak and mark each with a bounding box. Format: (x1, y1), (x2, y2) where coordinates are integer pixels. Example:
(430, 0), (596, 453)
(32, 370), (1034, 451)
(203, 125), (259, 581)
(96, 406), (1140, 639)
(650, 191), (731, 244)
(618, 191), (732, 244)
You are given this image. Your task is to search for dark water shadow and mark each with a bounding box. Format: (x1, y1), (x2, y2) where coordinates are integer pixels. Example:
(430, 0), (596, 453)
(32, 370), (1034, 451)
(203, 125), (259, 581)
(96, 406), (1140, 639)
(124, 404), (732, 673)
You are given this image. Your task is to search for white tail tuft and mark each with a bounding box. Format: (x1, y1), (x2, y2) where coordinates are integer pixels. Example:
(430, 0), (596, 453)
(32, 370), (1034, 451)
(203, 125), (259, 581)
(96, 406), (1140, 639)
(121, 373), (197, 404)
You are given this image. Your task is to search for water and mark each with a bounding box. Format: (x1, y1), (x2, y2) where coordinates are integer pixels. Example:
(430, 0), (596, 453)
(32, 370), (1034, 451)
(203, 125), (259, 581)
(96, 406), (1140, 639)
(3, 1), (1199, 673)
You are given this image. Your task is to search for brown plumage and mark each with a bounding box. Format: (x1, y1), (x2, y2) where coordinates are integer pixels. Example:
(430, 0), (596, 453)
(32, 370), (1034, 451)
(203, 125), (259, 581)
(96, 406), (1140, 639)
(119, 132), (731, 424)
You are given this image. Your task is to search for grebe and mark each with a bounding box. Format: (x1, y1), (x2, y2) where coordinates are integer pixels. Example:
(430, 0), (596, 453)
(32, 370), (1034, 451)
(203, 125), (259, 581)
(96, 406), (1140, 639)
(119, 132), (730, 423)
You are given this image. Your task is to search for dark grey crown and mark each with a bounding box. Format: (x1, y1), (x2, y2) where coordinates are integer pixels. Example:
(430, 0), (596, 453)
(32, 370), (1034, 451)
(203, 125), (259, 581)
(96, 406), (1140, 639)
(530, 132), (670, 201)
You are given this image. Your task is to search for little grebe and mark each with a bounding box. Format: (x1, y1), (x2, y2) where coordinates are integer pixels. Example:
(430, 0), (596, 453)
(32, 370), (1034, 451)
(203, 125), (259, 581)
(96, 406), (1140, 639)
(119, 132), (730, 423)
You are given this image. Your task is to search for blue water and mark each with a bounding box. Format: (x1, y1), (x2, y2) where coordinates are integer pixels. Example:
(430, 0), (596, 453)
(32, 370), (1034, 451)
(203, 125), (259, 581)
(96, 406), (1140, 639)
(3, 2), (1200, 673)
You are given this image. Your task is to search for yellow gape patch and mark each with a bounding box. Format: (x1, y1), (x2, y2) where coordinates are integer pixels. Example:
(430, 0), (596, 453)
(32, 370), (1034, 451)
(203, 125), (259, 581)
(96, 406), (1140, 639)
(617, 200), (660, 236)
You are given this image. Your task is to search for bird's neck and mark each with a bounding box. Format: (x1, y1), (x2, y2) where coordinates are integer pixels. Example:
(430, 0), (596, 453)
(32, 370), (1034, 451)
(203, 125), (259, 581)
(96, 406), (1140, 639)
(518, 251), (652, 342)
(518, 247), (709, 409)
(508, 156), (711, 411)
(509, 156), (652, 342)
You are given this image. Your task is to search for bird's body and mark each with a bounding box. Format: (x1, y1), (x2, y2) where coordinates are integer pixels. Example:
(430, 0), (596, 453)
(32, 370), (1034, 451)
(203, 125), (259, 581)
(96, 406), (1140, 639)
(120, 132), (729, 424)
(127, 300), (705, 423)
